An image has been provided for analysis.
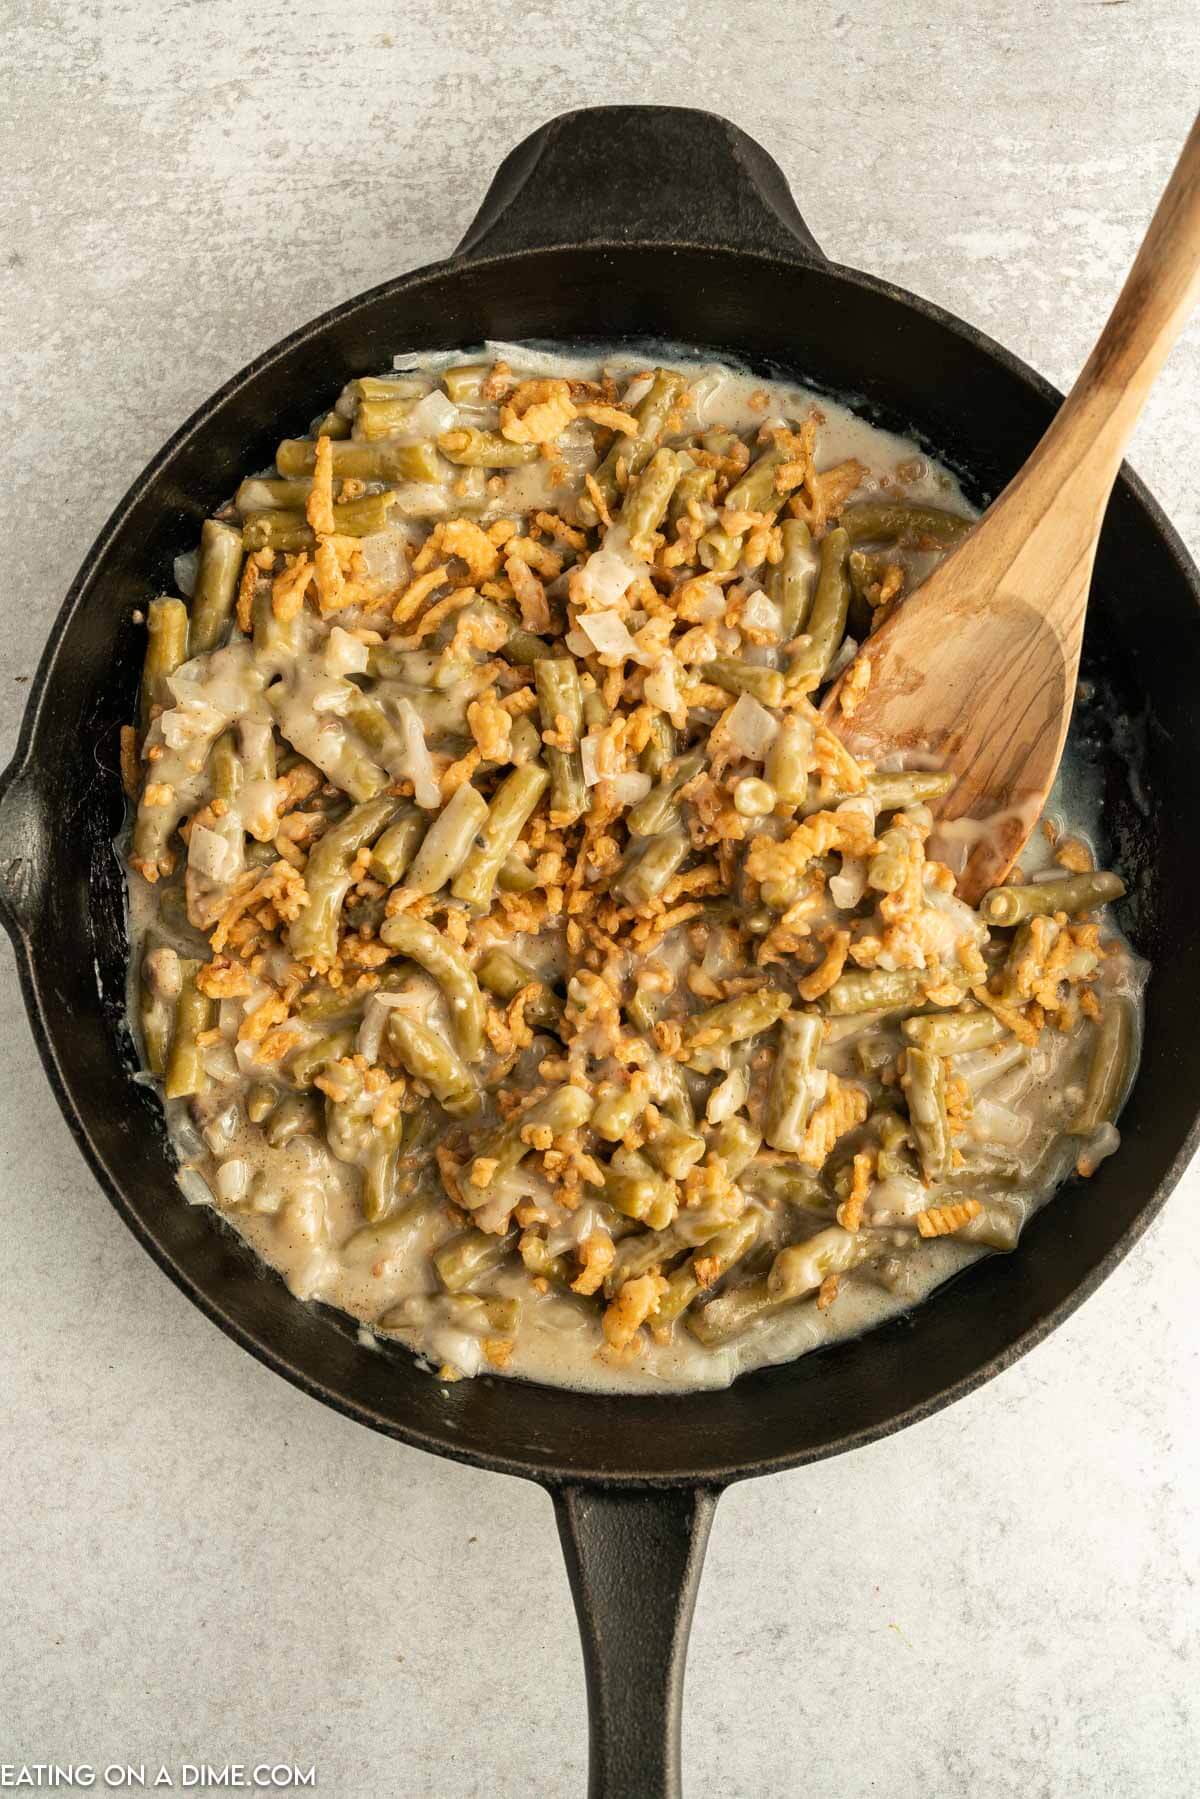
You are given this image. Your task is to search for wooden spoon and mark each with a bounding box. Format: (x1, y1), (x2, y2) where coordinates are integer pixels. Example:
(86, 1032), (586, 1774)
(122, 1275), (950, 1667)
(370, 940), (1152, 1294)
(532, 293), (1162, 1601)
(826, 111), (1200, 905)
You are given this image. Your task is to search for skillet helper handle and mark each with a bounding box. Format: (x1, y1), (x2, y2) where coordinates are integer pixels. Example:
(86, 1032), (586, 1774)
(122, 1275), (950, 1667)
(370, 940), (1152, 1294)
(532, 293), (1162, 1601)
(456, 105), (824, 263)
(553, 1483), (721, 1799)
(0, 756), (48, 946)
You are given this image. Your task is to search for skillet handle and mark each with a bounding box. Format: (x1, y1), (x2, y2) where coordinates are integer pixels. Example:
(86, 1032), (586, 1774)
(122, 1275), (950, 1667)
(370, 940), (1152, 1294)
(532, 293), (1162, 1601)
(552, 1482), (721, 1799)
(456, 105), (824, 263)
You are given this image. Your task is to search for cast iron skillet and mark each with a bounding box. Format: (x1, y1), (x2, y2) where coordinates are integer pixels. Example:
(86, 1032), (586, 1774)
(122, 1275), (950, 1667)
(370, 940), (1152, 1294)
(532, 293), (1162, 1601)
(2, 106), (1198, 1797)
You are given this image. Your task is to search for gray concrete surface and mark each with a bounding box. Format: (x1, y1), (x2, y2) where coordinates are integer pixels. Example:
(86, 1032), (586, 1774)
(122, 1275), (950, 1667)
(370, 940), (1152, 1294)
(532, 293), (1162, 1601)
(2, 2), (1198, 1794)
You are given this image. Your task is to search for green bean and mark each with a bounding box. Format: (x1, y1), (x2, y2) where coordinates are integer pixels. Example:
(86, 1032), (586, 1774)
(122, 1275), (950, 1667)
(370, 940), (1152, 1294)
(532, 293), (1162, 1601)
(289, 1027), (357, 1088)
(241, 494), (395, 553)
(476, 948), (562, 1032)
(902, 1046), (952, 1182)
(404, 783), (488, 895)
(250, 586), (301, 664)
(763, 1012), (825, 1152)
(139, 941), (180, 1077)
(740, 1159), (830, 1212)
(980, 871), (1126, 927)
(604, 1225), (692, 1295)
(384, 1013), (479, 1116)
(698, 529), (743, 574)
(767, 518), (817, 642)
(680, 988), (791, 1071)
(451, 1292), (523, 1335)
(362, 1112), (406, 1222)
(822, 968), (929, 1016)
(957, 1195), (1024, 1251)
(1072, 995), (1136, 1135)
(264, 1092), (322, 1147)
(626, 751), (704, 838)
(668, 460), (717, 525)
(140, 597), (189, 733)
(535, 658), (587, 825)
(614, 827), (690, 908)
(507, 715), (543, 768)
(313, 409), (352, 440)
(163, 961), (215, 1100)
(500, 624), (555, 666)
(288, 796), (400, 969)
(654, 1212), (762, 1325)
(235, 477), (314, 515)
(708, 1115), (763, 1181)
(701, 659), (785, 707)
(725, 441), (791, 516)
(267, 681), (386, 802)
(434, 1228), (515, 1293)
(471, 1085), (594, 1183)
(368, 807), (427, 886)
(450, 764), (550, 913)
(903, 1009), (1007, 1055)
(868, 821), (913, 895)
(497, 852), (538, 892)
(442, 365), (488, 403)
(638, 715), (676, 780)
(841, 502), (973, 548)
(643, 1113), (706, 1181)
(802, 769), (955, 818)
(187, 520), (244, 657)
(591, 1082), (651, 1143)
(378, 912), (487, 1060)
(578, 369), (687, 525)
(207, 729), (243, 805)
(622, 447), (682, 553)
(436, 427), (540, 468)
(348, 374), (429, 404)
(355, 397), (420, 440)
(604, 1150), (676, 1230)
(275, 438), (441, 483)
(787, 526), (850, 687)
(761, 714), (810, 806)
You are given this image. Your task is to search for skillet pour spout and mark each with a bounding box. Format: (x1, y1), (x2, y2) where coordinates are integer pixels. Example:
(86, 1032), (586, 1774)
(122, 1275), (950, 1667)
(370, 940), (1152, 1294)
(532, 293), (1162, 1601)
(2, 106), (1199, 1799)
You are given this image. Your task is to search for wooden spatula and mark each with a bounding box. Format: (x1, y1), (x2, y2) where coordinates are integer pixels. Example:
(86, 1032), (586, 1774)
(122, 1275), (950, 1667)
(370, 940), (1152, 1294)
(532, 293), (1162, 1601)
(826, 111), (1200, 906)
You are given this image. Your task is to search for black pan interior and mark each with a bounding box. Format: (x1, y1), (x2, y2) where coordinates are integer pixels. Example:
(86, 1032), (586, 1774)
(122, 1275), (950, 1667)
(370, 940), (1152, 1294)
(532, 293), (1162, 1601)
(13, 243), (1200, 1484)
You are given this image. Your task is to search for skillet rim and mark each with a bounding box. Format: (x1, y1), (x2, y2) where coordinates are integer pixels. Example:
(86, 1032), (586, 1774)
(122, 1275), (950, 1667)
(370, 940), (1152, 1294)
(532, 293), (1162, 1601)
(3, 237), (1199, 1488)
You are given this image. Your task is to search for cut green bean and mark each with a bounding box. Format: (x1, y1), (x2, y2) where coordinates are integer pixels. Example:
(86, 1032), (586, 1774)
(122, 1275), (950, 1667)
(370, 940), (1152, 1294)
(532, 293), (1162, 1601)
(638, 715), (677, 781)
(436, 427), (539, 468)
(1072, 995), (1136, 1135)
(654, 1212), (761, 1324)
(450, 763), (550, 913)
(823, 968), (930, 1017)
(614, 827), (690, 908)
(385, 1012), (479, 1116)
(264, 1092), (322, 1147)
(275, 438), (440, 483)
(591, 1081), (651, 1143)
(241, 493), (395, 553)
(289, 1027), (357, 1088)
(378, 912), (487, 1061)
(725, 440), (791, 515)
(188, 519), (244, 657)
(701, 659), (785, 707)
(434, 1228), (515, 1293)
(903, 1010), (1007, 1054)
(841, 502), (973, 548)
(475, 948), (562, 1032)
(902, 1046), (952, 1182)
(763, 1012), (825, 1151)
(163, 961), (215, 1100)
(980, 871), (1126, 927)
(404, 783), (488, 895)
(787, 526), (850, 687)
(768, 518), (817, 642)
(235, 477), (314, 515)
(626, 751), (704, 838)
(362, 1112), (406, 1223)
(288, 796), (400, 969)
(578, 369), (687, 525)
(680, 989), (791, 1072)
(535, 658), (587, 825)
(469, 1085), (594, 1185)
(622, 447), (682, 553)
(368, 807), (427, 886)
(140, 597), (189, 733)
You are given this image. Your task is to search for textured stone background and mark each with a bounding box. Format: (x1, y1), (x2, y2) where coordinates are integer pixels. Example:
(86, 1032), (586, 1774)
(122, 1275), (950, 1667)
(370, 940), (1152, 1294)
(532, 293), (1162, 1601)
(2, 3), (1198, 1794)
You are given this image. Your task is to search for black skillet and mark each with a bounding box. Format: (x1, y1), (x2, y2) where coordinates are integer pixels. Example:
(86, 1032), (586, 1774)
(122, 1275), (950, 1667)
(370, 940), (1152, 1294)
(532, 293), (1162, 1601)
(2, 106), (1198, 1798)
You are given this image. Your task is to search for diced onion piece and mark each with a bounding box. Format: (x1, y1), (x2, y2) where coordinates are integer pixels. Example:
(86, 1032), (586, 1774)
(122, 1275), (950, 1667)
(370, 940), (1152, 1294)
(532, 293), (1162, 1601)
(395, 697), (442, 809)
(324, 625), (370, 678)
(358, 529), (410, 588)
(173, 550), (199, 599)
(725, 691), (779, 759)
(577, 608), (638, 662)
(403, 391), (459, 437)
(829, 857), (867, 910)
(565, 627), (592, 658)
(580, 734), (602, 787)
(611, 771), (652, 807)
(684, 580), (726, 622)
(643, 653), (682, 718)
(827, 634), (859, 680)
(215, 1159), (251, 1203)
(160, 696), (227, 750)
(188, 823), (239, 883)
(575, 526), (643, 608)
(739, 589), (781, 638)
(176, 1168), (214, 1207)
(356, 990), (412, 1064)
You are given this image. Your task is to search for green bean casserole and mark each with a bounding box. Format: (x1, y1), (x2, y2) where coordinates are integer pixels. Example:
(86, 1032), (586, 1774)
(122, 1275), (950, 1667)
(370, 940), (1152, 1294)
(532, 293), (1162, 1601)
(123, 347), (1144, 1390)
